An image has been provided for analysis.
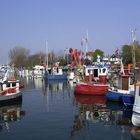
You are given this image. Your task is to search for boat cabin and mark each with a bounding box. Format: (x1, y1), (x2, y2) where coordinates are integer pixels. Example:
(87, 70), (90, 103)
(32, 65), (45, 78)
(0, 66), (19, 93)
(47, 67), (65, 75)
(84, 65), (110, 83)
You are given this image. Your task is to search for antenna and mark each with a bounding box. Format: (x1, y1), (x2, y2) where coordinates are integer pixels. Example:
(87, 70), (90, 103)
(85, 29), (88, 54)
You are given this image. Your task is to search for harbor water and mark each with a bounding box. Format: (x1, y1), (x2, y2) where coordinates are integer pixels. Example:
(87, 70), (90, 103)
(0, 77), (139, 140)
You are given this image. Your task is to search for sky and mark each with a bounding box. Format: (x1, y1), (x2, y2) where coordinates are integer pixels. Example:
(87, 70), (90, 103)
(0, 0), (140, 64)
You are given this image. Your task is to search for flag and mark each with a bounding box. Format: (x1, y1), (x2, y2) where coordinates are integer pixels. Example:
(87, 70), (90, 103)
(115, 48), (119, 57)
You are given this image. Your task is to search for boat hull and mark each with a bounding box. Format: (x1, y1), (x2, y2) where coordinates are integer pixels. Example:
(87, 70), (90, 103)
(122, 94), (134, 107)
(0, 92), (22, 106)
(45, 74), (67, 80)
(106, 89), (134, 103)
(74, 83), (109, 95)
(132, 112), (140, 126)
(106, 90), (124, 102)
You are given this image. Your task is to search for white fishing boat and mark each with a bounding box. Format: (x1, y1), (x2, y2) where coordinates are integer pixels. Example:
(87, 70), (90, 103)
(0, 65), (23, 104)
(32, 65), (45, 78)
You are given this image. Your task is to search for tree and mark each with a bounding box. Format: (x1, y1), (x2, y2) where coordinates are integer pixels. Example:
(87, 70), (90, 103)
(8, 46), (30, 68)
(91, 49), (104, 61)
(28, 52), (46, 68)
(48, 51), (57, 66)
(121, 43), (140, 65)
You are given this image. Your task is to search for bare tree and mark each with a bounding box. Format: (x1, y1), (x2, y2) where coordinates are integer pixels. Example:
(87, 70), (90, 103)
(28, 52), (46, 68)
(8, 46), (30, 68)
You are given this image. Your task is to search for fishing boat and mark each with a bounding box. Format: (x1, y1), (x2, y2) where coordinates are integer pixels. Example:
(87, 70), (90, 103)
(106, 88), (134, 103)
(122, 30), (138, 107)
(73, 63), (110, 95)
(45, 66), (68, 81)
(106, 69), (134, 105)
(44, 42), (68, 81)
(74, 82), (109, 95)
(0, 65), (23, 104)
(32, 65), (45, 78)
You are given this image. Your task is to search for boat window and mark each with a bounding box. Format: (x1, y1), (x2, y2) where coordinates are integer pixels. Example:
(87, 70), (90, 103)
(12, 83), (16, 87)
(57, 67), (59, 73)
(6, 83), (10, 87)
(103, 68), (106, 73)
(48, 69), (51, 74)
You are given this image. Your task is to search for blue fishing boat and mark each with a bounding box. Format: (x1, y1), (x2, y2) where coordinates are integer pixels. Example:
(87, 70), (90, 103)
(44, 67), (68, 81)
(106, 89), (128, 102)
(106, 74), (134, 103)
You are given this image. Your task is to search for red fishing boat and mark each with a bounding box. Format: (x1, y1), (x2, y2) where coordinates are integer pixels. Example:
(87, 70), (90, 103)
(74, 82), (109, 95)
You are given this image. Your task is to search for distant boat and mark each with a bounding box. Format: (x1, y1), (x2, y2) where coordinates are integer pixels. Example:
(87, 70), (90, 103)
(32, 65), (45, 78)
(45, 66), (68, 81)
(44, 41), (68, 81)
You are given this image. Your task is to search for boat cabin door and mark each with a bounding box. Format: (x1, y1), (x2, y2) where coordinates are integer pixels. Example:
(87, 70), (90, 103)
(93, 69), (98, 77)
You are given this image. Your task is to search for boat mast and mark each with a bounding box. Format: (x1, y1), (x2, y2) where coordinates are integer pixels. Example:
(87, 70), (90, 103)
(85, 29), (88, 54)
(46, 41), (48, 69)
(131, 29), (136, 82)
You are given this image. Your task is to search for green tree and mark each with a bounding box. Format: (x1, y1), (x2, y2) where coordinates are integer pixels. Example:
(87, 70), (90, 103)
(91, 49), (104, 61)
(121, 42), (140, 65)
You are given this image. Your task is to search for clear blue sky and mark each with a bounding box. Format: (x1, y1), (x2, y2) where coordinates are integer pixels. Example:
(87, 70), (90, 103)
(0, 0), (140, 64)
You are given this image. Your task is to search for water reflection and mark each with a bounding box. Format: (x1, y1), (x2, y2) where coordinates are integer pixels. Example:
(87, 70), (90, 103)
(33, 77), (44, 89)
(130, 113), (140, 140)
(0, 101), (25, 132)
(71, 95), (133, 138)
(45, 80), (68, 94)
(131, 126), (140, 140)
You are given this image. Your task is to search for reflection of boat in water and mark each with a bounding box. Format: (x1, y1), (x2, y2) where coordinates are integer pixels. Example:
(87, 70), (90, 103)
(45, 80), (68, 92)
(0, 101), (25, 132)
(130, 127), (140, 140)
(33, 77), (44, 89)
(71, 95), (110, 137)
(75, 95), (106, 105)
(45, 79), (67, 85)
(71, 95), (133, 138)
